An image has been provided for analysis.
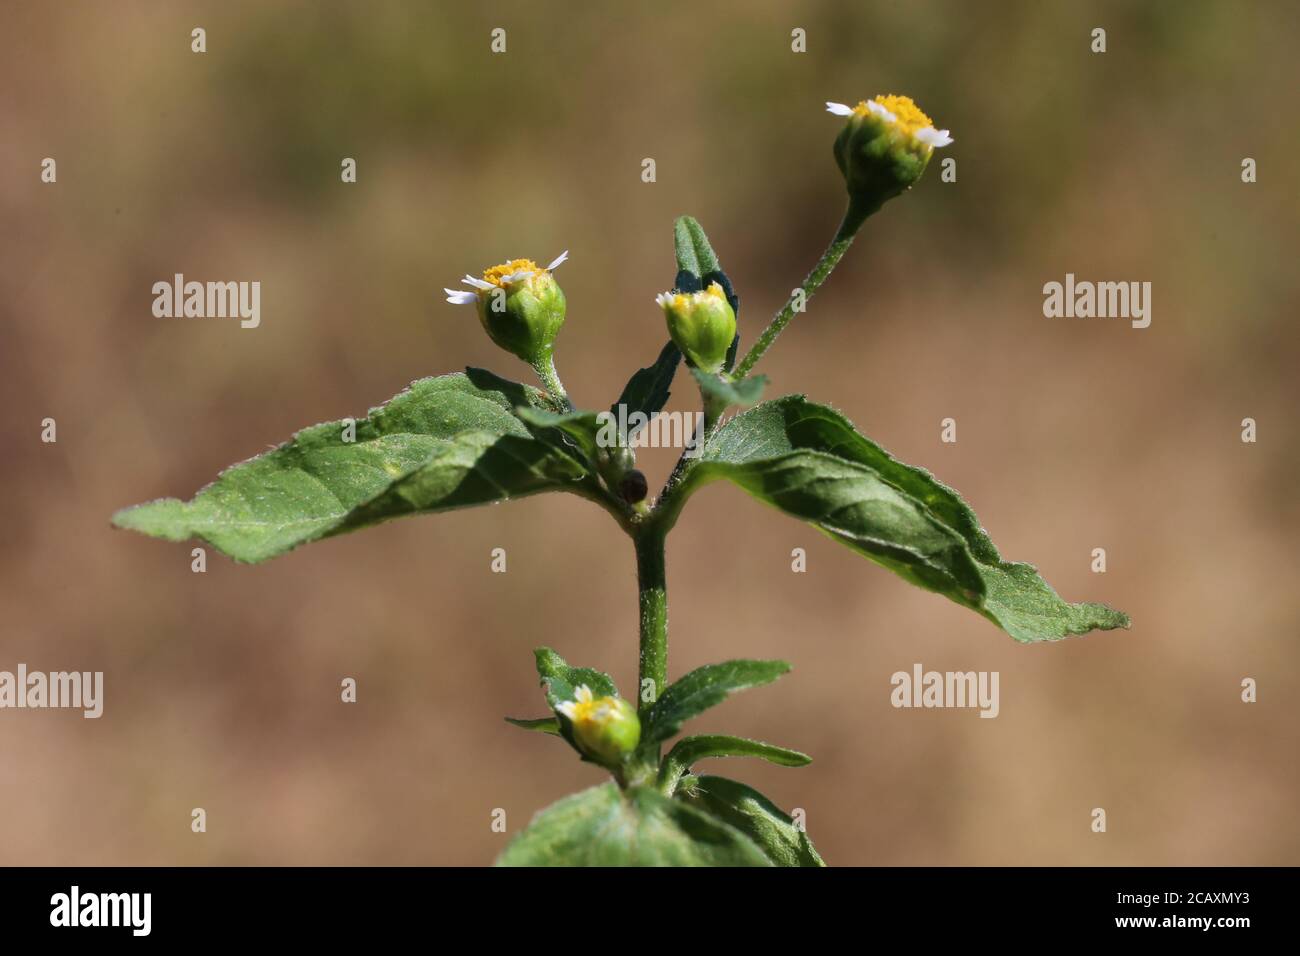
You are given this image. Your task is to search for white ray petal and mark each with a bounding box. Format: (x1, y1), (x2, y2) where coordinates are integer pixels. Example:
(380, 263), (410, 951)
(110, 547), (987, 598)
(556, 702), (577, 719)
(461, 276), (494, 290)
(502, 270), (535, 284)
(546, 250), (569, 271)
(915, 127), (954, 147)
(444, 289), (478, 304)
(825, 101), (854, 116)
(864, 100), (896, 122)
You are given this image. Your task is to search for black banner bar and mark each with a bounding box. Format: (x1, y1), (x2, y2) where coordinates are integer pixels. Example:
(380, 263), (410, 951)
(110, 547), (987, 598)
(0, 866), (1284, 941)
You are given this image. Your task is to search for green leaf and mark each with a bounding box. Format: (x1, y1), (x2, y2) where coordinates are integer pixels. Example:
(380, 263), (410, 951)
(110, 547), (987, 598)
(112, 371), (591, 563)
(674, 215), (721, 280)
(495, 782), (771, 866)
(659, 734), (811, 793)
(613, 341), (681, 436)
(504, 716), (560, 736)
(514, 406), (603, 466)
(690, 367), (768, 408)
(680, 775), (825, 867)
(683, 395), (1130, 642)
(534, 647), (618, 707)
(644, 660), (791, 746)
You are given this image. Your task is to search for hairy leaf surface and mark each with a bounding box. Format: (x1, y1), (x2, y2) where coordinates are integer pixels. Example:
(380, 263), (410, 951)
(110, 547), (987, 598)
(685, 396), (1129, 642)
(680, 775), (825, 867)
(113, 371), (590, 562)
(496, 782), (771, 866)
(643, 660), (791, 746)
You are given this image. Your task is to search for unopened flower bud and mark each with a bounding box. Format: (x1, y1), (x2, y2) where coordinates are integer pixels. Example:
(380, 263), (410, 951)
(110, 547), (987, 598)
(656, 282), (736, 374)
(826, 95), (952, 212)
(444, 251), (569, 366)
(555, 685), (641, 765)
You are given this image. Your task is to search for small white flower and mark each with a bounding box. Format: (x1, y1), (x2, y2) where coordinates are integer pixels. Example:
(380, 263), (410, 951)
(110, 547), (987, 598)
(556, 684), (594, 720)
(445, 252), (570, 306)
(827, 95), (954, 150)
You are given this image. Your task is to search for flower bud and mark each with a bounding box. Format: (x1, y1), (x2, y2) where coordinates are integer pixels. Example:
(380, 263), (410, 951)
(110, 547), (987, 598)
(826, 96), (953, 212)
(444, 251), (569, 366)
(656, 282), (736, 374)
(556, 685), (641, 765)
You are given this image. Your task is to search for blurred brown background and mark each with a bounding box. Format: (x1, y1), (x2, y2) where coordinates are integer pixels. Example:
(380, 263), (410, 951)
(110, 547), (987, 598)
(1, 0), (1297, 866)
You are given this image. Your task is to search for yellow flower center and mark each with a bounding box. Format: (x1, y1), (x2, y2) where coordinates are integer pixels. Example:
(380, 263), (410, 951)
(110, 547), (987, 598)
(568, 694), (620, 727)
(663, 282), (726, 313)
(482, 258), (541, 286)
(855, 94), (934, 137)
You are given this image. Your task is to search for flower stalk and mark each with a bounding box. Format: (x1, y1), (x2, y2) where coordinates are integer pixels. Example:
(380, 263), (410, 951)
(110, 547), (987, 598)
(730, 201), (867, 381)
(634, 526), (668, 722)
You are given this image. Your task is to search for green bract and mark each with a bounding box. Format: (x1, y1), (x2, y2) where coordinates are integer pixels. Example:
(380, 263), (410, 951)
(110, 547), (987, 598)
(829, 95), (953, 217)
(477, 269), (566, 367)
(113, 98), (1125, 866)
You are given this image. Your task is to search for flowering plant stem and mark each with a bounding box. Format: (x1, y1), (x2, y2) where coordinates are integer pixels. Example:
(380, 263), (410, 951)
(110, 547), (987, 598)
(111, 95), (1130, 866)
(634, 525), (668, 721)
(730, 197), (874, 381)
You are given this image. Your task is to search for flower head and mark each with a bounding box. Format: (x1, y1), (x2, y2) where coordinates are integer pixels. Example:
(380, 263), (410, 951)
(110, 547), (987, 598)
(826, 96), (953, 148)
(826, 95), (952, 211)
(556, 684), (641, 765)
(444, 252), (569, 365)
(656, 281), (737, 374)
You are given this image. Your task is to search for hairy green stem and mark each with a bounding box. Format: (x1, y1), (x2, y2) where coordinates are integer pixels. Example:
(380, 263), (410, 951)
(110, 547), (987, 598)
(730, 199), (872, 381)
(634, 528), (668, 719)
(533, 353), (573, 411)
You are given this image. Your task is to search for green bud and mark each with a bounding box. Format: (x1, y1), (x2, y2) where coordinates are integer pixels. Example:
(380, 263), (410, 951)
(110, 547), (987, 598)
(556, 685), (641, 765)
(827, 96), (953, 213)
(656, 282), (736, 374)
(444, 252), (568, 366)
